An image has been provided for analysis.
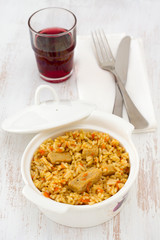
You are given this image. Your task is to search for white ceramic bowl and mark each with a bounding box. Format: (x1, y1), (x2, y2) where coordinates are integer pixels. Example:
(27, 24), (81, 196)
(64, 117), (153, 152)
(21, 110), (139, 228)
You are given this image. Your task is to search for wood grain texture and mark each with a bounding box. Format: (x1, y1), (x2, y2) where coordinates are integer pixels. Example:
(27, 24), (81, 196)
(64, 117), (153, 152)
(0, 0), (160, 239)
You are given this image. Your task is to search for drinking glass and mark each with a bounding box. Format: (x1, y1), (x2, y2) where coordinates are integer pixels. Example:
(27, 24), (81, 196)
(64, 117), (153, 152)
(28, 7), (77, 83)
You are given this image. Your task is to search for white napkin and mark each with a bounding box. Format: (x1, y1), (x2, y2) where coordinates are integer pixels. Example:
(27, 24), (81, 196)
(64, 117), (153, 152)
(75, 35), (157, 133)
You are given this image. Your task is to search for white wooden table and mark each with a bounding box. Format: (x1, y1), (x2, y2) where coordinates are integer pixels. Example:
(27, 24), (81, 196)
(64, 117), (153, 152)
(0, 0), (160, 239)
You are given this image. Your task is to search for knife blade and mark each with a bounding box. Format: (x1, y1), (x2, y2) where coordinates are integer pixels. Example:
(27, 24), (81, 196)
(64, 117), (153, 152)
(112, 36), (131, 117)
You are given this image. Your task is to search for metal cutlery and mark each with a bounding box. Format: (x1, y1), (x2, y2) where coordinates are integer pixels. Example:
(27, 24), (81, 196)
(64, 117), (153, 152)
(92, 30), (148, 129)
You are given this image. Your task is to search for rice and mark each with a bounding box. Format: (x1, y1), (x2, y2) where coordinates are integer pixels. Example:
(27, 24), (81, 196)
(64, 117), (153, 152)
(31, 130), (130, 205)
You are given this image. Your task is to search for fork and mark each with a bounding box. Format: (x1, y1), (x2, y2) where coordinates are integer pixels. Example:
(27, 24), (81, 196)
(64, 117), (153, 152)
(92, 30), (148, 129)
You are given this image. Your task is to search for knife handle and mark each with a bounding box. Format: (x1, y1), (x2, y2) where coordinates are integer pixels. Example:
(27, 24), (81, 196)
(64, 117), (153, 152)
(112, 70), (148, 129)
(112, 84), (123, 117)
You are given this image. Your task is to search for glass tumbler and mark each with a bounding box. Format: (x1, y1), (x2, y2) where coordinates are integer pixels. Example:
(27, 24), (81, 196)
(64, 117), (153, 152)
(28, 7), (77, 83)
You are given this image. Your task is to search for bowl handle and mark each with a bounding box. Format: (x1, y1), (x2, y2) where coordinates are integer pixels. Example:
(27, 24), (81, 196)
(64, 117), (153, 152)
(22, 185), (69, 213)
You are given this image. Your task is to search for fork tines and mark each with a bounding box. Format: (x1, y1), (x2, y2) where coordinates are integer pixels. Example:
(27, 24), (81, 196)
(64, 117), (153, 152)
(92, 30), (114, 64)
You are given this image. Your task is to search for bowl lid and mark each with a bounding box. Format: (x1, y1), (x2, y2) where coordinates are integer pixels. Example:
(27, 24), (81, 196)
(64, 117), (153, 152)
(1, 85), (95, 134)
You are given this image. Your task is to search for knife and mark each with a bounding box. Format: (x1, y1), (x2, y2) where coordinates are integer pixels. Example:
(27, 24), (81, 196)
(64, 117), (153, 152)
(112, 36), (131, 117)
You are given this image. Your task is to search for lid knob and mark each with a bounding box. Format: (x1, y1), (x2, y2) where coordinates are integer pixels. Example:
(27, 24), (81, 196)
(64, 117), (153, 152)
(34, 85), (59, 105)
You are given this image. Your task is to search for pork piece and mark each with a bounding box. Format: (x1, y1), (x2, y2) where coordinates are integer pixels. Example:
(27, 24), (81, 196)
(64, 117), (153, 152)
(68, 168), (102, 193)
(82, 146), (98, 158)
(47, 152), (72, 164)
(102, 164), (115, 176)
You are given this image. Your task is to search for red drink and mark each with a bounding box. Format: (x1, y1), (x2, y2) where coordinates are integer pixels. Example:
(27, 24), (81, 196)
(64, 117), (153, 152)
(32, 27), (75, 82)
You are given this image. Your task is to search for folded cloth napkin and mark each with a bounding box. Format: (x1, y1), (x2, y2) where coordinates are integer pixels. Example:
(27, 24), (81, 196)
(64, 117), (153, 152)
(75, 35), (157, 133)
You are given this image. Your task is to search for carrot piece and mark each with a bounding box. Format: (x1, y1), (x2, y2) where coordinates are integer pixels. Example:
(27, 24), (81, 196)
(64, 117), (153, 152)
(82, 177), (86, 181)
(43, 192), (50, 198)
(54, 187), (59, 192)
(49, 146), (53, 151)
(73, 133), (76, 138)
(56, 148), (63, 152)
(79, 198), (90, 203)
(61, 163), (66, 169)
(39, 149), (45, 155)
(97, 187), (104, 193)
(83, 173), (88, 177)
(101, 144), (106, 149)
(91, 133), (95, 139)
(83, 199), (90, 203)
(41, 177), (45, 181)
(104, 136), (110, 142)
(71, 142), (76, 146)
